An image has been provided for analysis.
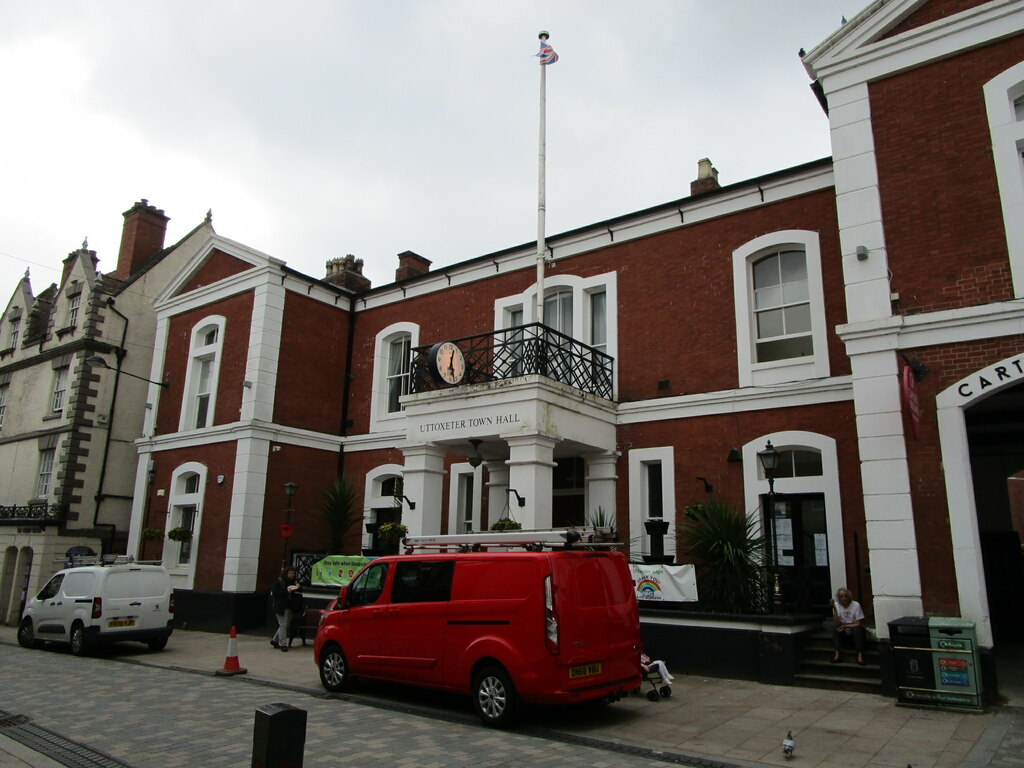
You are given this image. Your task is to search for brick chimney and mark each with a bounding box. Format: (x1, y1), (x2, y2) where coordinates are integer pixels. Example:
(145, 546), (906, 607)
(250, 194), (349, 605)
(324, 255), (371, 293)
(395, 251), (431, 282)
(690, 158), (720, 196)
(115, 200), (169, 280)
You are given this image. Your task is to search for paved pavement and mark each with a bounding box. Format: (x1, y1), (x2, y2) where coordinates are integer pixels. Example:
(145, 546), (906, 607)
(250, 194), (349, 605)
(1, 624), (1022, 768)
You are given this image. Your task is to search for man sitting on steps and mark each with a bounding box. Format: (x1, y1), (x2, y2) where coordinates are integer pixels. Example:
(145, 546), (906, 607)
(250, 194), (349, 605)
(830, 587), (866, 666)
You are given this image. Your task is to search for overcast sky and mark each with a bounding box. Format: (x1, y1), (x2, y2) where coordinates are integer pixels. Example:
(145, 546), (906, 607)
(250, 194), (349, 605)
(0, 1), (868, 310)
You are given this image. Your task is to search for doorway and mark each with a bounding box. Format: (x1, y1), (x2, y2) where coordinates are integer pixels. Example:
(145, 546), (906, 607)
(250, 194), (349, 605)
(764, 493), (831, 614)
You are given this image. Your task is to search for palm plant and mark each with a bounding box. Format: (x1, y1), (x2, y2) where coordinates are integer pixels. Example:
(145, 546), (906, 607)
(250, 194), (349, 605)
(320, 476), (362, 553)
(676, 497), (768, 614)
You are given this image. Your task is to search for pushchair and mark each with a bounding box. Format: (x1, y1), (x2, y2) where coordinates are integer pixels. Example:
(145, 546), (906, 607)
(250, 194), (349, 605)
(641, 655), (673, 702)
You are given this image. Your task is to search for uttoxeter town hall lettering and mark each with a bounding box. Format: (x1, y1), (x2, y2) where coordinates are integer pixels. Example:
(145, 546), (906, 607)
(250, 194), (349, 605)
(957, 356), (1024, 399)
(419, 413), (522, 434)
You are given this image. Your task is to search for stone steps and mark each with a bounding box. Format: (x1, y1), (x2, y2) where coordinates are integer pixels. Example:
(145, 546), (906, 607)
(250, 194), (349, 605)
(794, 630), (883, 695)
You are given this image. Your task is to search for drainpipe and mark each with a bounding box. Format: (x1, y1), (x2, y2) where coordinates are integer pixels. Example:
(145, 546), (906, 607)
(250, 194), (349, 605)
(92, 297), (128, 554)
(337, 291), (357, 479)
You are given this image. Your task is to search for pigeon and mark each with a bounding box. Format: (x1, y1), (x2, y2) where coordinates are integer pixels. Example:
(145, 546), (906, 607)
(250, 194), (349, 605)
(783, 730), (795, 759)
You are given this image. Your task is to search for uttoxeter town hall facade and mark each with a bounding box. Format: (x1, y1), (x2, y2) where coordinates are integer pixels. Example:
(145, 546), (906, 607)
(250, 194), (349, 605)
(2, 0), (1023, 699)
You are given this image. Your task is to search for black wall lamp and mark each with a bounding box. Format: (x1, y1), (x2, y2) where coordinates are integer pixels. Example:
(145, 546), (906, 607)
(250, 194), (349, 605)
(697, 476), (713, 494)
(395, 494), (416, 510)
(507, 488), (526, 508)
(86, 355), (169, 389)
(467, 439), (484, 468)
(727, 447), (742, 463)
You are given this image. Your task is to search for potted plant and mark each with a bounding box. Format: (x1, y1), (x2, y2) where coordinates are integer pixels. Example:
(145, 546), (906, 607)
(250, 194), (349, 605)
(377, 522), (408, 544)
(586, 507), (616, 541)
(490, 518), (522, 532)
(167, 527), (193, 543)
(140, 528), (165, 542)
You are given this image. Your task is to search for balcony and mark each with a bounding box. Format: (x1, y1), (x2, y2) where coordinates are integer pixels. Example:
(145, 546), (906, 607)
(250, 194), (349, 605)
(411, 323), (613, 400)
(0, 503), (67, 526)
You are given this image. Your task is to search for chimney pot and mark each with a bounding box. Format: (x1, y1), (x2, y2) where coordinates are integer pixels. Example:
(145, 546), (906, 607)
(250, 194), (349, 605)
(114, 200), (169, 280)
(690, 158), (721, 196)
(395, 250), (431, 282)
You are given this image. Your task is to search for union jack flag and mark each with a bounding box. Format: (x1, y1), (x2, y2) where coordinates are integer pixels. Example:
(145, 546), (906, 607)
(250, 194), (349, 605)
(536, 38), (558, 65)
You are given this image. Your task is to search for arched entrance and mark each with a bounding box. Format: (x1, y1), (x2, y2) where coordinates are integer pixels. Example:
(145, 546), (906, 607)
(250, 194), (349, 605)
(937, 354), (1024, 697)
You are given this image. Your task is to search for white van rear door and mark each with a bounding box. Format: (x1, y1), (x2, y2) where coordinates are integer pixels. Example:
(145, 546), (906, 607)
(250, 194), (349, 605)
(138, 570), (171, 630)
(103, 570), (143, 634)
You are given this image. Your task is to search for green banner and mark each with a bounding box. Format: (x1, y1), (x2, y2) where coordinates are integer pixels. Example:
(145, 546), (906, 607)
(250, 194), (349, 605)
(311, 555), (371, 586)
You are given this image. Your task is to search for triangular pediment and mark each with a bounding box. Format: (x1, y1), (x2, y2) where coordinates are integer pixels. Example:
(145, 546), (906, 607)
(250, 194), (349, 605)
(803, 0), (1020, 87)
(156, 234), (284, 305)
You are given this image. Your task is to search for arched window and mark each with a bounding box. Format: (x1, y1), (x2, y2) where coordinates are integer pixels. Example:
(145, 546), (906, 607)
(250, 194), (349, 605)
(179, 317), (225, 431)
(165, 462), (206, 587)
(733, 231), (828, 387)
(370, 323), (420, 432)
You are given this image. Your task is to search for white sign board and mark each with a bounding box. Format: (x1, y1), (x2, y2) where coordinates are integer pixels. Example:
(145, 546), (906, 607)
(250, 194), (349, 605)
(630, 563), (699, 602)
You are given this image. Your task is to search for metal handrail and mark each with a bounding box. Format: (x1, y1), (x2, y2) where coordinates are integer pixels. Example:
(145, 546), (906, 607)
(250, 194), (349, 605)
(411, 323), (613, 400)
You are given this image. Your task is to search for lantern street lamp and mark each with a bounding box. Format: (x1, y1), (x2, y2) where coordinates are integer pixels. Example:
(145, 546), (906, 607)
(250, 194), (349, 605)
(281, 482), (298, 570)
(757, 441), (784, 613)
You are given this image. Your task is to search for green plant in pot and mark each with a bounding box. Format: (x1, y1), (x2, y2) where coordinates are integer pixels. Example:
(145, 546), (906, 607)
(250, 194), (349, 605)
(490, 517), (522, 531)
(377, 522), (408, 544)
(167, 527), (193, 543)
(676, 497), (767, 614)
(140, 528), (165, 542)
(586, 507), (616, 538)
(320, 476), (362, 553)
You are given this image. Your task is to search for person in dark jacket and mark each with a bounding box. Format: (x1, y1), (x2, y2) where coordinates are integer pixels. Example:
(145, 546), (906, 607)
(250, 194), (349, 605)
(271, 567), (299, 652)
(287, 579), (307, 647)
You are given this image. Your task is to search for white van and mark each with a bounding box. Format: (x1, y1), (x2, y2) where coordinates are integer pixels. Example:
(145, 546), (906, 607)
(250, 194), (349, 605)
(18, 563), (174, 655)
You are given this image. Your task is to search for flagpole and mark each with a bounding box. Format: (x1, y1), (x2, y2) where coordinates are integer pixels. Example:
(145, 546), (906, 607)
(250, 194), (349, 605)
(536, 31), (550, 325)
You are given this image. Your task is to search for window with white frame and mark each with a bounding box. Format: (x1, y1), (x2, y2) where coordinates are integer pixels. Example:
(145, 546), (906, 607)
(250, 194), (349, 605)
(0, 380), (9, 429)
(179, 317), (225, 431)
(165, 463), (206, 579)
(37, 448), (55, 497)
(66, 293), (81, 328)
(370, 323), (419, 431)
(494, 272), (617, 392)
(733, 231), (828, 387)
(51, 366), (68, 414)
(447, 463), (481, 535)
(627, 446), (676, 562)
(386, 335), (411, 413)
(984, 62), (1024, 297)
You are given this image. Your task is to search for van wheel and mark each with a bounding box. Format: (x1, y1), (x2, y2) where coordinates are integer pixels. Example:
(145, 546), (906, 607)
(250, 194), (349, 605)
(319, 644), (351, 692)
(147, 636), (168, 651)
(69, 623), (90, 657)
(473, 666), (517, 728)
(18, 619), (42, 649)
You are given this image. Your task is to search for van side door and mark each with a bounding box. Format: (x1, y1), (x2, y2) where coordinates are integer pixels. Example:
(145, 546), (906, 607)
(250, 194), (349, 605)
(381, 559), (454, 686)
(342, 561), (390, 674)
(31, 573), (67, 639)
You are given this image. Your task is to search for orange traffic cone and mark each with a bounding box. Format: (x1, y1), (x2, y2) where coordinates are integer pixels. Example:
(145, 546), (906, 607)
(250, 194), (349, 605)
(215, 625), (248, 676)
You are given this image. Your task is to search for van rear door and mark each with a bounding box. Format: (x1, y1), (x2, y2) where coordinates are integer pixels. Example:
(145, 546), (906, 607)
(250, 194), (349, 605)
(138, 569), (171, 631)
(552, 553), (639, 680)
(102, 569), (146, 635)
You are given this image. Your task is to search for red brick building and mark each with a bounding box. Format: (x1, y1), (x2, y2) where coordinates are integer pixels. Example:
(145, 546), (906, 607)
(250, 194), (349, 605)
(123, 0), (1023, 696)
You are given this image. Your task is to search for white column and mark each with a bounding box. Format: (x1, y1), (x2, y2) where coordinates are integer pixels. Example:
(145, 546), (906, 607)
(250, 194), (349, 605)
(241, 280), (285, 423)
(484, 460), (509, 530)
(585, 451), (619, 526)
(400, 444), (447, 537)
(852, 349), (923, 638)
(505, 435), (557, 529)
(222, 437), (270, 592)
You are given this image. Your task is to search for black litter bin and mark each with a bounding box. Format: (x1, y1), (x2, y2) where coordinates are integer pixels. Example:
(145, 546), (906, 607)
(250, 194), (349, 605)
(252, 703), (307, 768)
(889, 616), (982, 711)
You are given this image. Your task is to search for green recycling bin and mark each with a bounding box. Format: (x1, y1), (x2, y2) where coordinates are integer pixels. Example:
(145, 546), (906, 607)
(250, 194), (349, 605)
(890, 616), (982, 711)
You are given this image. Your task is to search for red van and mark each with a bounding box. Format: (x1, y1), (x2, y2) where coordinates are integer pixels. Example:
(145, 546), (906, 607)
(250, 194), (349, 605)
(313, 533), (642, 727)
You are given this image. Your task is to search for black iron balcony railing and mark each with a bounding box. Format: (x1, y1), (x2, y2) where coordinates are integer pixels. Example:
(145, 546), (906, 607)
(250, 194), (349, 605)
(411, 323), (614, 400)
(0, 503), (68, 526)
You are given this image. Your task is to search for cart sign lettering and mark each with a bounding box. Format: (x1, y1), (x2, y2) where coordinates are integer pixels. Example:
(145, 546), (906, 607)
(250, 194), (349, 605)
(956, 357), (1024, 399)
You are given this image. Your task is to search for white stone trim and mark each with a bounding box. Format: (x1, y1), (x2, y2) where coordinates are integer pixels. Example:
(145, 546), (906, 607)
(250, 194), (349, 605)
(447, 462), (482, 534)
(369, 322), (419, 433)
(178, 315), (225, 433)
(362, 463), (406, 551)
(164, 461), (207, 590)
(222, 437), (270, 592)
(984, 60), (1024, 297)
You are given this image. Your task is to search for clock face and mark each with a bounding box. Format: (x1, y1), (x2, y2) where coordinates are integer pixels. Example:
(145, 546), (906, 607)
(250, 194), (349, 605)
(431, 341), (466, 385)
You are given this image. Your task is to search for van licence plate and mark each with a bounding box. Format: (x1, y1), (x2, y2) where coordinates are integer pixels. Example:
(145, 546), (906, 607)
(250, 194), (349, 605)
(569, 663), (602, 679)
(108, 619), (135, 628)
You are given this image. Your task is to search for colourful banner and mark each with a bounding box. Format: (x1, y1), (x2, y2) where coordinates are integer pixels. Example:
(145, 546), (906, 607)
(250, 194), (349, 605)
(629, 563), (698, 602)
(310, 555), (371, 587)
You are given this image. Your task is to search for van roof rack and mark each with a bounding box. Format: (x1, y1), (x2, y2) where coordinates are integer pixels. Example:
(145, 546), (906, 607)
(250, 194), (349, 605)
(402, 529), (623, 553)
(57, 555), (161, 567)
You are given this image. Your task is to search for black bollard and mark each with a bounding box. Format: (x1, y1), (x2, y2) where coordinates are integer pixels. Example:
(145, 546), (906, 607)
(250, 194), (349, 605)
(252, 703), (307, 768)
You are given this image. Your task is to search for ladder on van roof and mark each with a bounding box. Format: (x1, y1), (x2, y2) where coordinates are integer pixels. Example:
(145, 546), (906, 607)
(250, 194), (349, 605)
(56, 554), (162, 567)
(401, 529), (624, 553)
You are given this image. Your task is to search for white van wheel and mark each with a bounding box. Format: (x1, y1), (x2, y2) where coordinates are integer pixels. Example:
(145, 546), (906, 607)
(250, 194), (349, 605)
(18, 619), (41, 649)
(147, 636), (168, 651)
(319, 644), (351, 692)
(473, 666), (517, 728)
(69, 624), (90, 656)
